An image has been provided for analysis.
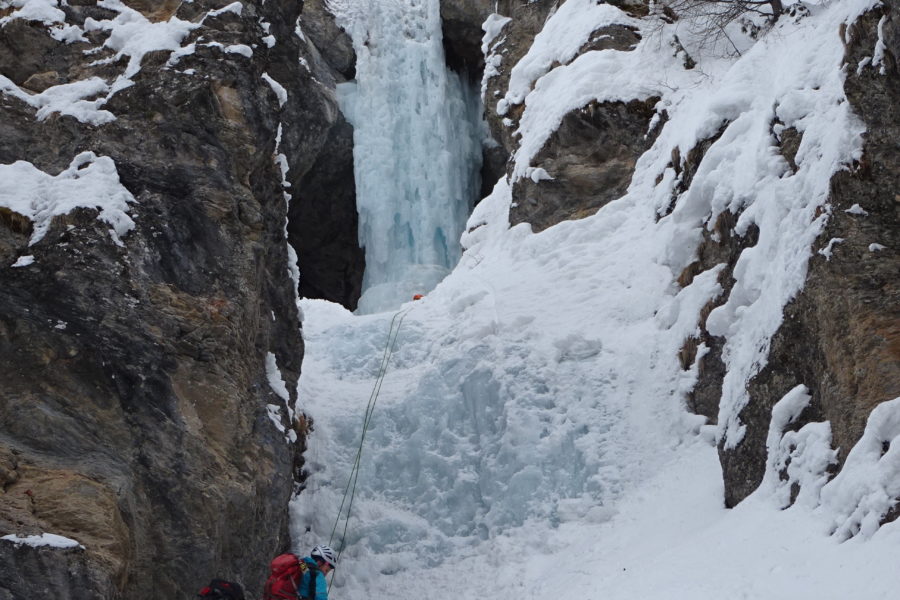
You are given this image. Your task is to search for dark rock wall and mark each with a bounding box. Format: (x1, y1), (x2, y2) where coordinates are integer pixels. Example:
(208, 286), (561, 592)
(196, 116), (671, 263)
(440, 0), (493, 77)
(439, 0), (509, 201)
(291, 113), (364, 309)
(286, 0), (365, 310)
(0, 0), (351, 597)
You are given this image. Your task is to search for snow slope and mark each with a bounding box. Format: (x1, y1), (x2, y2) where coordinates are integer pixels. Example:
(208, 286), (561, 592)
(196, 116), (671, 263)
(291, 0), (900, 598)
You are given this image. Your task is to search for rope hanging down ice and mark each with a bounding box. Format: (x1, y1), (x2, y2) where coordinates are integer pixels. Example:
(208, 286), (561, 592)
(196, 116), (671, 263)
(328, 306), (412, 588)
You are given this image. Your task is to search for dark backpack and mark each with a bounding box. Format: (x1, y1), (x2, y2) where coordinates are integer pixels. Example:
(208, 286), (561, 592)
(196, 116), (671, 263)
(198, 579), (245, 600)
(263, 553), (319, 600)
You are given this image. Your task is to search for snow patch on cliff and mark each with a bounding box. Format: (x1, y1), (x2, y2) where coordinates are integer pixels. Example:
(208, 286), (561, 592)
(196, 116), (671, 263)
(1, 533), (84, 549)
(0, 152), (135, 249)
(0, 0), (65, 26)
(0, 75), (115, 125)
(85, 0), (199, 79)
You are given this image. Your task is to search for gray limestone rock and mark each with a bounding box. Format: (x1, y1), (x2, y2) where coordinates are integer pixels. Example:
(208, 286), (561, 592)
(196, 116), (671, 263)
(0, 0), (344, 596)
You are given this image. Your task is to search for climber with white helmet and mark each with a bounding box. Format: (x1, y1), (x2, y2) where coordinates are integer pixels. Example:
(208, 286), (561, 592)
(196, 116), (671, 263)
(262, 544), (337, 600)
(301, 545), (336, 600)
(310, 545), (337, 573)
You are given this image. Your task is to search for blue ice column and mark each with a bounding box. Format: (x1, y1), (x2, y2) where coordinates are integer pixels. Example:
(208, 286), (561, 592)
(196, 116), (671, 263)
(337, 0), (484, 314)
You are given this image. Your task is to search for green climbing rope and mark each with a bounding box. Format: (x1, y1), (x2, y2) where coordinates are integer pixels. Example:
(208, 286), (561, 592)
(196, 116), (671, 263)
(328, 306), (412, 587)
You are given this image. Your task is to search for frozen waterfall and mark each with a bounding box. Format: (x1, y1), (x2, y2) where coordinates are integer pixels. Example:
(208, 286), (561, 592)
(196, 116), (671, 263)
(335, 0), (484, 314)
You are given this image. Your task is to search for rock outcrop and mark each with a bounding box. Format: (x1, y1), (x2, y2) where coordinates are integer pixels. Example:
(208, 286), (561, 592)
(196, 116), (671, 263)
(510, 97), (658, 233)
(0, 0), (351, 596)
(718, 3), (900, 508)
(477, 0), (658, 232)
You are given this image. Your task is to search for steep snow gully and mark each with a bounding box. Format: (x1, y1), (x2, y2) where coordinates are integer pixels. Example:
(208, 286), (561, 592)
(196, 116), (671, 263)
(290, 1), (900, 599)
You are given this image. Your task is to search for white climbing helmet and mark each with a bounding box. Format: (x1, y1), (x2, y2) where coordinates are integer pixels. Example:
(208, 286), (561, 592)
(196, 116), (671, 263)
(311, 544), (337, 568)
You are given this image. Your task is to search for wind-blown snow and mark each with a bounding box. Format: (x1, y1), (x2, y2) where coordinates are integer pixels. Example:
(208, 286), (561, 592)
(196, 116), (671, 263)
(289, 0), (899, 598)
(332, 0), (484, 314)
(0, 152), (136, 247)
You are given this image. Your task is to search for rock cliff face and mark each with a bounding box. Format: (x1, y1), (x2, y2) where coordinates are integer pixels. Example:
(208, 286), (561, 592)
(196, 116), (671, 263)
(0, 0), (351, 597)
(718, 2), (900, 507)
(476, 0), (660, 232)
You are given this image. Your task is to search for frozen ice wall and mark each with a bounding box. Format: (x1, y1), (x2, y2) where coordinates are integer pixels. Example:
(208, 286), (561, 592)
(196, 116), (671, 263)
(335, 0), (484, 314)
(290, 0), (900, 598)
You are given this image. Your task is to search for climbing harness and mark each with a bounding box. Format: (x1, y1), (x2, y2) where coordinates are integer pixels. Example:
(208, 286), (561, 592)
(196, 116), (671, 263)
(327, 306), (412, 589)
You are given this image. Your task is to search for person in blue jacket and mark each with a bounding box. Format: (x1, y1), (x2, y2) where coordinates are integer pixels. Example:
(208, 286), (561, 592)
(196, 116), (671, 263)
(297, 545), (337, 600)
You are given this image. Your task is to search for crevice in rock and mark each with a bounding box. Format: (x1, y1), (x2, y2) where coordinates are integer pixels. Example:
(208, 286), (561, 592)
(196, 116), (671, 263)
(437, 2), (510, 207)
(480, 143), (510, 203)
(439, 1), (492, 84)
(773, 121), (802, 173)
(678, 209), (760, 426)
(659, 121), (729, 218)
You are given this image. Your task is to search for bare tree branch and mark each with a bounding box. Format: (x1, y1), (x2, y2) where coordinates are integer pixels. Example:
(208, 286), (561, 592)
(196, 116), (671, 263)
(662, 0), (782, 54)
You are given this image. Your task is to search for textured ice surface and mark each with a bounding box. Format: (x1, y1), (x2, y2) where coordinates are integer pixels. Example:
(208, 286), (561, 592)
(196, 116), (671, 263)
(292, 0), (899, 598)
(335, 0), (483, 314)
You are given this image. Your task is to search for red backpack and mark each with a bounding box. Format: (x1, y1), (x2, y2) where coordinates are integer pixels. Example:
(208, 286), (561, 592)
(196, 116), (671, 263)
(263, 554), (316, 600)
